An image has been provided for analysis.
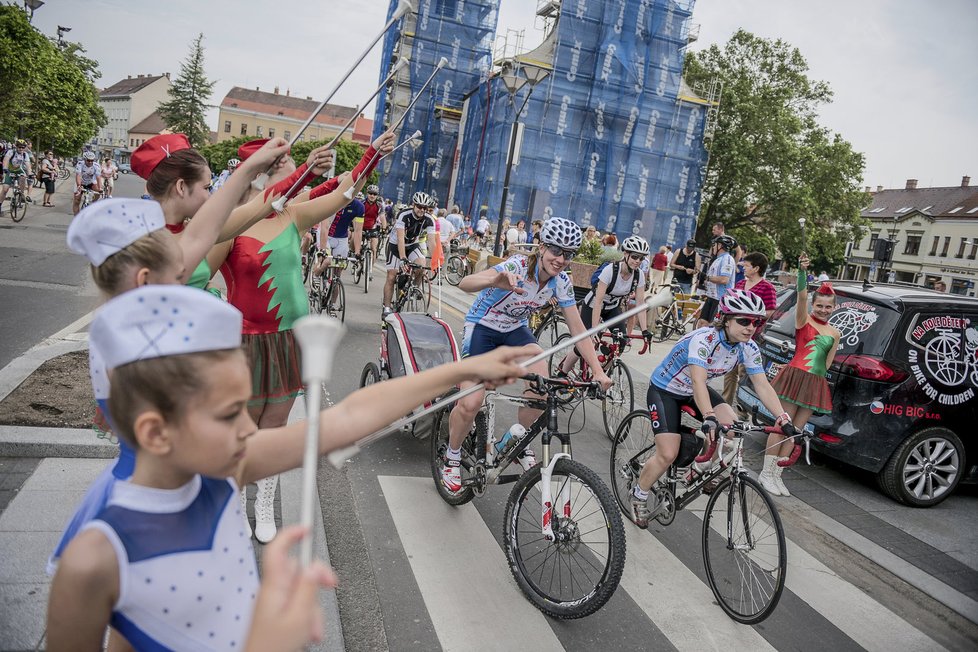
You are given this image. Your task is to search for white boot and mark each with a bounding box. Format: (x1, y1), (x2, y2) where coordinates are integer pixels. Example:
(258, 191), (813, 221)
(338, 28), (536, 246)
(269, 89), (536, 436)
(254, 476), (278, 543)
(758, 455), (782, 496)
(239, 488), (252, 538)
(774, 458), (791, 497)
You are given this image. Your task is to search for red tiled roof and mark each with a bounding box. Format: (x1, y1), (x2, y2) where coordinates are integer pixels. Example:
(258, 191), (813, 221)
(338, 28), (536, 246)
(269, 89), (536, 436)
(101, 75), (167, 98)
(221, 87), (357, 126)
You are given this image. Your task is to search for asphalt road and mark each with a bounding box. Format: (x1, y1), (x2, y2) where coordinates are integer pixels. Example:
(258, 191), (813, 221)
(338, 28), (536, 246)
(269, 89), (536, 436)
(0, 173), (147, 369)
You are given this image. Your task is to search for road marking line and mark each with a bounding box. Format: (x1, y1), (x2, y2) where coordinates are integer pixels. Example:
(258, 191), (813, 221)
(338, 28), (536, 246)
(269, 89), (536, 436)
(0, 278), (81, 292)
(379, 475), (563, 652)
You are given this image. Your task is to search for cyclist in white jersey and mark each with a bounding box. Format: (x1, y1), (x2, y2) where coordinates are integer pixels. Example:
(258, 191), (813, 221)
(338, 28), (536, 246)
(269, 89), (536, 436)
(382, 191), (436, 315)
(72, 152), (102, 215)
(629, 289), (795, 528)
(440, 217), (613, 492)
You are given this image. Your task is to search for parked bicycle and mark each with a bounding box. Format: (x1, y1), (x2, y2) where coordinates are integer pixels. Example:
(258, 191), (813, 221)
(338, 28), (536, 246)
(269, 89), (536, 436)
(653, 285), (705, 342)
(548, 329), (649, 439)
(391, 262), (429, 313)
(430, 373), (626, 619)
(444, 247), (473, 286)
(610, 407), (807, 624)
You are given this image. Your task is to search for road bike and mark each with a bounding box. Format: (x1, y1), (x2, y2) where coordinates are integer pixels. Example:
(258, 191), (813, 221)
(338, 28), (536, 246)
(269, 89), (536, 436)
(610, 407), (806, 624)
(444, 248), (473, 286)
(653, 285), (704, 342)
(391, 262), (428, 313)
(349, 228), (379, 294)
(7, 174), (29, 222)
(430, 374), (626, 619)
(307, 250), (347, 322)
(548, 329), (649, 440)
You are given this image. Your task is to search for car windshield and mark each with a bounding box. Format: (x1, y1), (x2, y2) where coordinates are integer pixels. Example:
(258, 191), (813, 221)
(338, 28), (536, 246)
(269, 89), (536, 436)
(766, 289), (900, 357)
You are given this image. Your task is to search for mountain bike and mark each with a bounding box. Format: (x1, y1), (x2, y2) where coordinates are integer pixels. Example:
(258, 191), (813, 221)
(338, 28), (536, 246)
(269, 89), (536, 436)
(7, 174), (29, 222)
(430, 374), (626, 619)
(610, 408), (805, 624)
(547, 330), (649, 440)
(391, 262), (428, 313)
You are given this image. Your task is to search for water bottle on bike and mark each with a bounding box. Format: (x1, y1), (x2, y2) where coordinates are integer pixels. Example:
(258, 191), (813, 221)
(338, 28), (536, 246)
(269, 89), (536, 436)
(494, 423), (527, 458)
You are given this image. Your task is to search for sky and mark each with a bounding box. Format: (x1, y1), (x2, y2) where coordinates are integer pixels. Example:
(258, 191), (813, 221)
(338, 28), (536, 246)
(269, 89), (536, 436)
(27, 0), (977, 190)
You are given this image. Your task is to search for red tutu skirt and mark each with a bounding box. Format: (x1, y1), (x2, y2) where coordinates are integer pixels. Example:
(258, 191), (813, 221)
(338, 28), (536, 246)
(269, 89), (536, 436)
(771, 365), (832, 414)
(242, 330), (303, 406)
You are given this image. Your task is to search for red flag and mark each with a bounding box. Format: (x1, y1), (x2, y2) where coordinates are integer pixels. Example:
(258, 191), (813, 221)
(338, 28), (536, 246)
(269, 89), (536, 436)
(430, 219), (445, 270)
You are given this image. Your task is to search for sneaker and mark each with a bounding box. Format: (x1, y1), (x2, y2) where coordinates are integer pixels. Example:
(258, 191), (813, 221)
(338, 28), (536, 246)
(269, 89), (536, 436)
(24, 196), (33, 203)
(630, 491), (656, 529)
(516, 448), (537, 472)
(441, 458), (462, 493)
(382, 306), (392, 318)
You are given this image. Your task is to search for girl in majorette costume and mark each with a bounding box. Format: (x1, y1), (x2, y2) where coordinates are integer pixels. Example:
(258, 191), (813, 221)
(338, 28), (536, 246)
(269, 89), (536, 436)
(760, 254), (840, 497)
(48, 137), (294, 574)
(205, 130), (395, 543)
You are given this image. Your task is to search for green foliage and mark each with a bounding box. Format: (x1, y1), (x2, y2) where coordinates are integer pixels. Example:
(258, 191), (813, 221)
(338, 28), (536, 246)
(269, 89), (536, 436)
(598, 248), (624, 264)
(685, 30), (870, 268)
(0, 6), (106, 154)
(198, 136), (374, 188)
(157, 33), (216, 148)
(575, 238), (604, 265)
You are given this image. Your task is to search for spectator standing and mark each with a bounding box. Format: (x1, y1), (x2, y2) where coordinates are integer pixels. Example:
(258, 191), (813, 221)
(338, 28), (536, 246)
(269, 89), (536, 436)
(650, 246), (669, 290)
(722, 252), (778, 406)
(530, 219), (542, 244)
(670, 240), (699, 294)
(39, 150), (57, 207)
(446, 204), (464, 233)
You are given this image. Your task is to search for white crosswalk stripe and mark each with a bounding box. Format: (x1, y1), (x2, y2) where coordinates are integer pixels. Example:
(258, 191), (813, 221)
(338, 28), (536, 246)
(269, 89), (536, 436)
(380, 474), (947, 652)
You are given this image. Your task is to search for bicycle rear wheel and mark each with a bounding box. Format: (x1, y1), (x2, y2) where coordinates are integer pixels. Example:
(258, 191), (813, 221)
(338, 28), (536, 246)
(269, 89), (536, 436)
(445, 255), (465, 286)
(609, 410), (657, 522)
(534, 310), (568, 350)
(702, 474), (786, 624)
(351, 256), (363, 286)
(325, 278), (346, 323)
(308, 273), (324, 314)
(504, 458), (626, 619)
(429, 406), (477, 506)
(653, 311), (676, 343)
(602, 359), (634, 441)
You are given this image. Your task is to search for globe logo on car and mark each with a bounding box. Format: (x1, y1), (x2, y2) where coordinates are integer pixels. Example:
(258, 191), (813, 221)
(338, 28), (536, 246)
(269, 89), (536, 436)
(870, 401), (885, 415)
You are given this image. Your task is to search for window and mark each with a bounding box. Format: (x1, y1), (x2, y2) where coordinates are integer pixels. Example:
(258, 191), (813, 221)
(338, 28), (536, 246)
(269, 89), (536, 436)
(240, 123), (248, 135)
(948, 207), (963, 214)
(268, 128), (275, 138)
(869, 207), (886, 213)
(868, 232), (879, 251)
(224, 120), (231, 133)
(903, 235), (921, 255)
(284, 130), (291, 140)
(256, 126), (264, 137)
(895, 206), (912, 214)
(968, 206), (978, 214)
(941, 236), (950, 256)
(970, 241), (978, 260)
(956, 238), (967, 258)
(929, 236), (939, 256)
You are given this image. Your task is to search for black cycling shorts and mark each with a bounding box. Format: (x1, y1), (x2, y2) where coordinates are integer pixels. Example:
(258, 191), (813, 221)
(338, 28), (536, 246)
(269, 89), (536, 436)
(700, 297), (720, 323)
(646, 384), (725, 436)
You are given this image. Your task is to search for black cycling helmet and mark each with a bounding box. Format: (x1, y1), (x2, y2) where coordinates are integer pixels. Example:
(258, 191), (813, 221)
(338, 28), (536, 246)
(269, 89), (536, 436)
(713, 234), (737, 251)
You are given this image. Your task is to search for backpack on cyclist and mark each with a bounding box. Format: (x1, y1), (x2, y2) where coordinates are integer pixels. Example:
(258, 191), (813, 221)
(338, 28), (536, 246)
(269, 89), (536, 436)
(585, 261), (640, 308)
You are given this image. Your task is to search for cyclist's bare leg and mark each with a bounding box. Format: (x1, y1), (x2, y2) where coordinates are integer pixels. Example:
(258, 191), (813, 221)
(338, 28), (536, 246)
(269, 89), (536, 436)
(516, 356), (548, 429)
(448, 380), (485, 451)
(637, 433), (680, 492)
(71, 190), (82, 215)
(0, 183), (9, 204)
(383, 268), (398, 308)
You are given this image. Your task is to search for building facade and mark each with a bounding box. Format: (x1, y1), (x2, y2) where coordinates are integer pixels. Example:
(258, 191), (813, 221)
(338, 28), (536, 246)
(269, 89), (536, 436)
(96, 74), (171, 161)
(215, 87), (372, 146)
(840, 177), (978, 297)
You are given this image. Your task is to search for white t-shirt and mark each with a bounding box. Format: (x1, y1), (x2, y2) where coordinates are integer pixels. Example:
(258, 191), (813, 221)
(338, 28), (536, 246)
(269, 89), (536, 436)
(706, 252), (735, 300)
(587, 261), (646, 308)
(476, 218), (490, 234)
(437, 216), (455, 243)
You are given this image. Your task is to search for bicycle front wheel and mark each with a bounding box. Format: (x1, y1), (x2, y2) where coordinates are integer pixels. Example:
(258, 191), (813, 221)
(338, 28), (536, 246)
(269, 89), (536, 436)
(326, 278), (346, 323)
(351, 257), (363, 286)
(602, 359), (634, 440)
(403, 287), (426, 313)
(504, 458), (626, 619)
(534, 311), (568, 350)
(11, 194), (26, 222)
(702, 473), (787, 624)
(363, 249), (372, 293)
(445, 255), (465, 286)
(308, 274), (324, 314)
(609, 410), (656, 522)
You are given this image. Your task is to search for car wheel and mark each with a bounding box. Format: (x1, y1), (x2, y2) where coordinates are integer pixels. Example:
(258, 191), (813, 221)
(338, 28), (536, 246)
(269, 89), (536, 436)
(879, 427), (965, 507)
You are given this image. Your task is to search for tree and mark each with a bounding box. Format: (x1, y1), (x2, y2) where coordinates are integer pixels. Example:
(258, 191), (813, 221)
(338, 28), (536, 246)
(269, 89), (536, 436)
(0, 6), (106, 154)
(157, 33), (216, 147)
(685, 30), (870, 270)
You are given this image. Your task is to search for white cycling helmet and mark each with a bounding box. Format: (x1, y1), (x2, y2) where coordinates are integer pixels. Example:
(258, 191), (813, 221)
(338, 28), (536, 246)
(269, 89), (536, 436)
(227, 158), (240, 170)
(718, 289), (766, 318)
(365, 184), (380, 194)
(356, 192), (365, 201)
(412, 191), (433, 207)
(540, 217), (583, 250)
(621, 235), (650, 255)
(83, 151), (96, 161)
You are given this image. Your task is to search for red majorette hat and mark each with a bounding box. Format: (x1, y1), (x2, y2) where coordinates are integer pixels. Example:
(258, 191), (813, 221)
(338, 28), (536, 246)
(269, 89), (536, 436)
(815, 282), (836, 296)
(237, 139), (269, 161)
(130, 133), (192, 180)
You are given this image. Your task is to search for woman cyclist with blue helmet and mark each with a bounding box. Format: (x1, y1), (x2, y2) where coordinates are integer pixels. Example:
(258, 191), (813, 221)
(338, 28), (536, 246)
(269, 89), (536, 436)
(440, 217), (614, 492)
(629, 288), (797, 527)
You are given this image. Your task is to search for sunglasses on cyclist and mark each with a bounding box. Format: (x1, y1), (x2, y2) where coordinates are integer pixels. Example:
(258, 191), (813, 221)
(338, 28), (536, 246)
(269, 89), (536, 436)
(733, 316), (764, 328)
(545, 244), (576, 260)
(627, 253), (646, 262)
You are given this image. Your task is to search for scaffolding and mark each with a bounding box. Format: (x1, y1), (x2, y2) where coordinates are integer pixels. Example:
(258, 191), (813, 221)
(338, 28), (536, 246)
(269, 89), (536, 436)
(451, 0), (711, 249)
(372, 0), (500, 207)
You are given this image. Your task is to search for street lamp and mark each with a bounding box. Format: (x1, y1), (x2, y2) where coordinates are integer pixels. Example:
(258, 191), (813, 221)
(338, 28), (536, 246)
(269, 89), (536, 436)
(23, 0), (43, 22)
(492, 60), (551, 257)
(57, 25), (71, 47)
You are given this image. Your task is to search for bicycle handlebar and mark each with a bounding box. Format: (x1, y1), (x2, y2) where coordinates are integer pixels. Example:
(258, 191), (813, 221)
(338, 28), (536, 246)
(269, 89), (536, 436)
(598, 330), (650, 355)
(693, 421), (805, 465)
(523, 373), (604, 399)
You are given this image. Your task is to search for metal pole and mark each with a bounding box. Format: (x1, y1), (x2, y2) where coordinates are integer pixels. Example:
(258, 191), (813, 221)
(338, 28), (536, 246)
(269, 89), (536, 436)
(492, 89), (535, 257)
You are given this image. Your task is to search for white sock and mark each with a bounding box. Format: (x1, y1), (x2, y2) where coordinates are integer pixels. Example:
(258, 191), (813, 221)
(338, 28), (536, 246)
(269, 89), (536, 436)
(447, 447), (461, 461)
(632, 485), (649, 501)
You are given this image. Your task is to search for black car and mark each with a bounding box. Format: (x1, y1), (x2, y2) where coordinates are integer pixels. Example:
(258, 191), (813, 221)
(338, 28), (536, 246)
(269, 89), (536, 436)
(739, 281), (978, 507)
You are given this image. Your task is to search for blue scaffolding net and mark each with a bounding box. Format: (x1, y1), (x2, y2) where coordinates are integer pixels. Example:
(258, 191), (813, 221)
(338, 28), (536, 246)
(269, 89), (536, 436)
(452, 0), (709, 249)
(372, 0), (500, 207)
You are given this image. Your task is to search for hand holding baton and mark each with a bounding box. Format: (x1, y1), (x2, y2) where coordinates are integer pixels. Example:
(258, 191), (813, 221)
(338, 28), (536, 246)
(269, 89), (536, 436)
(291, 315), (346, 566)
(326, 288), (672, 467)
(380, 130), (423, 162)
(251, 0), (414, 191)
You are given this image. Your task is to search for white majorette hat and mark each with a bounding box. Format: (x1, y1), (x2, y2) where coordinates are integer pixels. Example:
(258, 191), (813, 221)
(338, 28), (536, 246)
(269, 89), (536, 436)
(91, 285), (243, 370)
(66, 198), (165, 266)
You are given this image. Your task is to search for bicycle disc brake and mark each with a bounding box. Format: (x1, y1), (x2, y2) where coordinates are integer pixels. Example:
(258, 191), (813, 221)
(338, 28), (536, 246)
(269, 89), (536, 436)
(653, 486), (676, 526)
